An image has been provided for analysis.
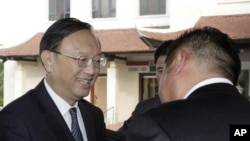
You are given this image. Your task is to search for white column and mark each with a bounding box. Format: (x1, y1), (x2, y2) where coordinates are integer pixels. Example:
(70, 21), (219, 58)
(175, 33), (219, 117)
(106, 61), (119, 124)
(3, 60), (23, 106)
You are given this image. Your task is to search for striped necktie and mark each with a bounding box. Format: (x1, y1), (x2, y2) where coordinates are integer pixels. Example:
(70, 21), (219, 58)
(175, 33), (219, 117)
(69, 108), (84, 141)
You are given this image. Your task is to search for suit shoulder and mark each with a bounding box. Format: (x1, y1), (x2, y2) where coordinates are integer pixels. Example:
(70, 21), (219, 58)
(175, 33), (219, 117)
(138, 96), (161, 105)
(78, 99), (103, 113)
(144, 99), (186, 117)
(132, 96), (161, 116)
(0, 89), (36, 113)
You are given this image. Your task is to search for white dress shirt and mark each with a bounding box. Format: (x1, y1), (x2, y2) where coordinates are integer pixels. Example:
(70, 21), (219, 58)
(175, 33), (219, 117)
(44, 79), (88, 141)
(184, 77), (233, 99)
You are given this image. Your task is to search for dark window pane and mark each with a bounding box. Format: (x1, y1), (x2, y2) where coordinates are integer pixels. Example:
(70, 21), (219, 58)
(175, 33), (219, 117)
(92, 0), (116, 18)
(49, 0), (70, 21)
(140, 0), (166, 16)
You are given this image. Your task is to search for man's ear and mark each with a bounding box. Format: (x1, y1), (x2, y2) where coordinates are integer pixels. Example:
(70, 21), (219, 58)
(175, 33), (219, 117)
(41, 50), (53, 72)
(173, 50), (187, 74)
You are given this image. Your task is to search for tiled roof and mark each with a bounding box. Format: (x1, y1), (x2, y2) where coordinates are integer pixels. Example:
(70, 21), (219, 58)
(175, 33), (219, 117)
(195, 14), (250, 40)
(0, 29), (151, 58)
(95, 28), (151, 53)
(0, 14), (249, 58)
(0, 33), (43, 57)
(139, 13), (250, 41)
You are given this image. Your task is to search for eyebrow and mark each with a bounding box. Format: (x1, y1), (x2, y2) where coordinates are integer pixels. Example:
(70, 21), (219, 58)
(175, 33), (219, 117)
(156, 67), (163, 70)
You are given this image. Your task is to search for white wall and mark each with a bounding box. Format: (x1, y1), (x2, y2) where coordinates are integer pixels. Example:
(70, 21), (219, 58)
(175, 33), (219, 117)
(94, 77), (107, 112)
(3, 59), (46, 106)
(138, 0), (250, 33)
(105, 60), (139, 124)
(116, 62), (139, 123)
(22, 60), (46, 93)
(1, 0), (250, 47)
(4, 61), (19, 105)
(0, 0), (47, 47)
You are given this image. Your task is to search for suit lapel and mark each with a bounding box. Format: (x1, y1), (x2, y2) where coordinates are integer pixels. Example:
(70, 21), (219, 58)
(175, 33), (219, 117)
(33, 80), (75, 141)
(78, 100), (96, 141)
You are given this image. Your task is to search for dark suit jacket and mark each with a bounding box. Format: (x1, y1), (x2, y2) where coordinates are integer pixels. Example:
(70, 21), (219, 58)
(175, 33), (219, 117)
(126, 83), (250, 141)
(0, 79), (105, 141)
(118, 95), (161, 135)
(105, 129), (125, 141)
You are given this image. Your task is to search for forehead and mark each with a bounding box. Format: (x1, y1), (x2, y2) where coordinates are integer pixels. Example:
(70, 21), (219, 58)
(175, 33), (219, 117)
(156, 56), (166, 64)
(60, 30), (101, 55)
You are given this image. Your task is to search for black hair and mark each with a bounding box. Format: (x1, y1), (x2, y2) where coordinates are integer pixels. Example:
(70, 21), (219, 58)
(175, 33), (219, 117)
(154, 40), (173, 64)
(39, 18), (92, 54)
(166, 26), (241, 85)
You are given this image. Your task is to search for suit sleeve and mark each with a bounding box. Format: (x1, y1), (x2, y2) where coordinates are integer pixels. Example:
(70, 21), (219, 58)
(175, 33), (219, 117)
(118, 97), (160, 135)
(117, 101), (144, 135)
(125, 114), (170, 141)
(0, 111), (31, 141)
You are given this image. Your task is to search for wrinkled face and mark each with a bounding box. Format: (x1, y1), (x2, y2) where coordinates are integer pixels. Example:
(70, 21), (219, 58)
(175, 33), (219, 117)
(156, 55), (166, 82)
(42, 30), (101, 105)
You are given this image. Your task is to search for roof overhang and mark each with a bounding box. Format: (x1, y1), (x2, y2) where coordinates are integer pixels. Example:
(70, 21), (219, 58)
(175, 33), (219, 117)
(0, 14), (249, 61)
(138, 13), (250, 47)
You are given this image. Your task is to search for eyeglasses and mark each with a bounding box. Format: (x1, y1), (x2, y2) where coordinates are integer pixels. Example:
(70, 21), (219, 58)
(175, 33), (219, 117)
(51, 50), (107, 68)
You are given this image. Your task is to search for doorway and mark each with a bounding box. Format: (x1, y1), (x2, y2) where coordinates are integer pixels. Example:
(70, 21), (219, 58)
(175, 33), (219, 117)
(139, 73), (157, 101)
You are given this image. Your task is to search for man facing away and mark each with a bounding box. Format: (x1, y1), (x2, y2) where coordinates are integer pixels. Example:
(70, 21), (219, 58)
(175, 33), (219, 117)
(126, 26), (250, 141)
(0, 18), (106, 141)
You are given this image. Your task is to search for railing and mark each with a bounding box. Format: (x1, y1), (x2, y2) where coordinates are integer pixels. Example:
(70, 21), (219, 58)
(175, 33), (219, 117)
(103, 106), (115, 125)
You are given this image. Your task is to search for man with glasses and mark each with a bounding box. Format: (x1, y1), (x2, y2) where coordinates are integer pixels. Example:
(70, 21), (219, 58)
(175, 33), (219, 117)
(0, 18), (106, 141)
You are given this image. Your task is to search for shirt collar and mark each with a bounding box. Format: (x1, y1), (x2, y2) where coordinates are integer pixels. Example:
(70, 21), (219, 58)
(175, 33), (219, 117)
(184, 78), (233, 99)
(43, 79), (78, 116)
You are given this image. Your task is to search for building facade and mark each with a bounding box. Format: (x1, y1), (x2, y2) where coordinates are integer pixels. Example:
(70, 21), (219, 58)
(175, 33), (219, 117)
(0, 0), (250, 127)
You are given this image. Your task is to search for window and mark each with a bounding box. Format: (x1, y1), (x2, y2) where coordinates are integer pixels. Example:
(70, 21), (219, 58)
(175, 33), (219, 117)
(140, 0), (166, 16)
(237, 70), (249, 100)
(92, 0), (116, 18)
(49, 0), (70, 21)
(139, 73), (158, 101)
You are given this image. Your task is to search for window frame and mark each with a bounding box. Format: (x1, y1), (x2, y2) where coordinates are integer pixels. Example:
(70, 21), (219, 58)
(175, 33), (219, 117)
(49, 0), (70, 21)
(92, 0), (116, 19)
(139, 0), (166, 16)
(139, 73), (158, 101)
